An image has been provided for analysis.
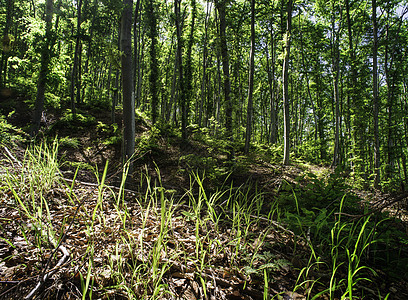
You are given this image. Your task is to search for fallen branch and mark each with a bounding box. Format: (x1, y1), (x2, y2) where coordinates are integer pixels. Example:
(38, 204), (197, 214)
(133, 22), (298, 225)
(62, 177), (141, 197)
(24, 231), (70, 300)
(23, 188), (91, 300)
(335, 191), (408, 220)
(3, 146), (22, 167)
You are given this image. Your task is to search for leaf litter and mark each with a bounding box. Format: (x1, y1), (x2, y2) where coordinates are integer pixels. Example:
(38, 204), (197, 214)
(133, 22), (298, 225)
(1, 144), (407, 300)
(0, 149), (303, 300)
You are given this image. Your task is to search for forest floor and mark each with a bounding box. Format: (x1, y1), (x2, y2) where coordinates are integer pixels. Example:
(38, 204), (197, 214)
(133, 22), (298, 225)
(1, 96), (408, 299)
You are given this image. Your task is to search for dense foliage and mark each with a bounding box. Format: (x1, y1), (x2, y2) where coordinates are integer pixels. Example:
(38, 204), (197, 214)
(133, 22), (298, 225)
(1, 0), (408, 189)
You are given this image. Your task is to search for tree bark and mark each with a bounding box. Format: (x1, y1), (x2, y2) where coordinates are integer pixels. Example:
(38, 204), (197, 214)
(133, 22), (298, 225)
(244, 0), (255, 154)
(133, 0), (141, 108)
(198, 2), (211, 128)
(282, 0), (293, 166)
(145, 0), (159, 125)
(83, 0), (98, 101)
(331, 4), (341, 168)
(184, 0), (196, 132)
(31, 0), (54, 136)
(346, 0), (364, 174)
(372, 0), (380, 188)
(0, 0), (14, 88)
(266, 20), (278, 145)
(70, 0), (82, 117)
(215, 0), (233, 159)
(121, 0), (135, 169)
(175, 0), (187, 139)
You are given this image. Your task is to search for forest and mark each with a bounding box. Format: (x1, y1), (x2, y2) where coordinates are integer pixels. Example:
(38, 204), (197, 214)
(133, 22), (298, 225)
(1, 0), (408, 299)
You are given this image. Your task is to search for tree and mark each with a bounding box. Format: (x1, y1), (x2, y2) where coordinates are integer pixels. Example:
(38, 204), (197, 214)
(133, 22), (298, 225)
(185, 0), (197, 135)
(174, 0), (187, 139)
(244, 0), (255, 154)
(0, 0), (14, 87)
(145, 0), (159, 125)
(70, 0), (83, 117)
(121, 0), (135, 168)
(282, 0), (293, 165)
(266, 18), (278, 145)
(198, 1), (212, 128)
(31, 0), (54, 136)
(330, 0), (342, 168)
(215, 0), (233, 159)
(133, 0), (141, 107)
(372, 0), (380, 187)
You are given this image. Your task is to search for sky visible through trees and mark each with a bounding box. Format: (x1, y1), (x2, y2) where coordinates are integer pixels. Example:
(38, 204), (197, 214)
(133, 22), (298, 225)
(1, 0), (408, 189)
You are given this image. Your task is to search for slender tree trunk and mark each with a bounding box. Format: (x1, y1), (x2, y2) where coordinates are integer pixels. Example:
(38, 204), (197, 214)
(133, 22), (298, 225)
(112, 28), (120, 123)
(299, 25), (318, 142)
(384, 25), (393, 178)
(215, 0), (233, 159)
(331, 6), (341, 168)
(282, 0), (293, 166)
(76, 42), (82, 104)
(215, 49), (222, 134)
(266, 19), (278, 145)
(199, 1), (211, 128)
(244, 0), (255, 154)
(184, 0), (196, 131)
(136, 30), (145, 108)
(145, 0), (159, 124)
(32, 0), (54, 136)
(121, 0), (135, 169)
(372, 0), (380, 188)
(0, 0), (14, 88)
(346, 0), (363, 173)
(70, 0), (82, 117)
(175, 0), (187, 139)
(133, 0), (141, 108)
(169, 50), (178, 122)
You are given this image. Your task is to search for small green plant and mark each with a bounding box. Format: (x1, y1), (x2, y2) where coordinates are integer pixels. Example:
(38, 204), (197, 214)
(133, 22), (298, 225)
(59, 136), (80, 149)
(179, 154), (227, 182)
(135, 127), (162, 154)
(291, 193), (384, 299)
(0, 113), (25, 144)
(52, 110), (97, 131)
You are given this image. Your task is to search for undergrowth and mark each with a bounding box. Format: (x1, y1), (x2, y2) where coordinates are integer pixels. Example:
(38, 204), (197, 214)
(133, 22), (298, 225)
(0, 140), (406, 299)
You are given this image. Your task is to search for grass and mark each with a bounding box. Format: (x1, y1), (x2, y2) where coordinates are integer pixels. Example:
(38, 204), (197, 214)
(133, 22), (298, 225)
(0, 140), (405, 299)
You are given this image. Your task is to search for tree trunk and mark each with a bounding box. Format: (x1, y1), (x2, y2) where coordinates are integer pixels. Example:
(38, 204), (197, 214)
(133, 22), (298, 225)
(299, 24), (318, 143)
(70, 0), (82, 117)
(199, 2), (211, 128)
(31, 0), (54, 136)
(215, 0), (233, 159)
(169, 49), (178, 123)
(133, 0), (141, 108)
(244, 0), (255, 154)
(82, 0), (98, 102)
(136, 32), (145, 109)
(0, 0), (14, 88)
(372, 0), (380, 188)
(145, 0), (159, 125)
(266, 20), (278, 145)
(331, 5), (341, 168)
(346, 0), (363, 174)
(175, 0), (187, 139)
(121, 0), (135, 169)
(184, 0), (196, 132)
(282, 0), (293, 166)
